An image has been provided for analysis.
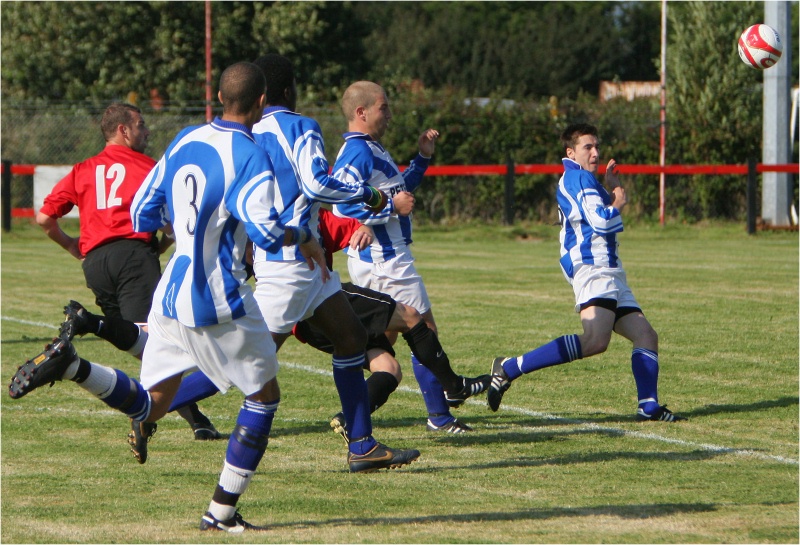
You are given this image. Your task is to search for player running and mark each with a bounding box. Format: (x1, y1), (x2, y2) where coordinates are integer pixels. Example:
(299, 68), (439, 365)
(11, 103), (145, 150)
(333, 81), (479, 433)
(9, 62), (354, 532)
(248, 54), (420, 473)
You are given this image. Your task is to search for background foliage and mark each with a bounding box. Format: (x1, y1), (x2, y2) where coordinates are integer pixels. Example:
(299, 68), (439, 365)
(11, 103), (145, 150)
(1, 1), (798, 223)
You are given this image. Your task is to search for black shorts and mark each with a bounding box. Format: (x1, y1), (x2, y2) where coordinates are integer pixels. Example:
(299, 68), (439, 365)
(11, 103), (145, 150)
(81, 238), (161, 322)
(294, 282), (397, 360)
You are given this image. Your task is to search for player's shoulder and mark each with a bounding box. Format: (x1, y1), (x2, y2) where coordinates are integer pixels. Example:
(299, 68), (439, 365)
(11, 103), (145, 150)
(341, 135), (374, 155)
(562, 168), (597, 187)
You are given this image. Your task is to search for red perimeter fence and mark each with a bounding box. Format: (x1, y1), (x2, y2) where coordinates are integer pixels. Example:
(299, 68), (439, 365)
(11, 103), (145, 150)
(2, 161), (798, 232)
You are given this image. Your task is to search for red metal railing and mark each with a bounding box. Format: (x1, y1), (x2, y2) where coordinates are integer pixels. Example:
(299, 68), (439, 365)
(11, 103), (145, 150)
(3, 162), (797, 224)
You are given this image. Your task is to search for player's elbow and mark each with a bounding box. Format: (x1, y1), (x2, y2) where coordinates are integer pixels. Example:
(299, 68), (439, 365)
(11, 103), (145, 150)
(35, 211), (55, 230)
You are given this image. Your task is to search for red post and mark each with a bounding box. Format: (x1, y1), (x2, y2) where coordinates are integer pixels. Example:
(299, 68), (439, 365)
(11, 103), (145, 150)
(659, 0), (667, 226)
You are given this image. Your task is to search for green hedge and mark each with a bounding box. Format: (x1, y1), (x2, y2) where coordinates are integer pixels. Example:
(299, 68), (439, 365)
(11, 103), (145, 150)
(3, 90), (791, 223)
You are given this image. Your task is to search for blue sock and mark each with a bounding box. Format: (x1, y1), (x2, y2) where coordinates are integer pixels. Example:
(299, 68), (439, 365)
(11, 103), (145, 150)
(412, 355), (452, 427)
(225, 399), (278, 471)
(632, 348), (659, 413)
(507, 335), (582, 380)
(332, 353), (376, 455)
(168, 371), (220, 412)
(104, 369), (151, 421)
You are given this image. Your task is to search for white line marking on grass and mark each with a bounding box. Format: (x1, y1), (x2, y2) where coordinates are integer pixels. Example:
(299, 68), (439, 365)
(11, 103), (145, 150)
(2, 316), (59, 329)
(280, 361), (798, 466)
(4, 318), (796, 467)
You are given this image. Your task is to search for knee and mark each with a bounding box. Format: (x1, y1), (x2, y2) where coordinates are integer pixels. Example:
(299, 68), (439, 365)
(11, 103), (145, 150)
(368, 349), (402, 383)
(397, 303), (422, 331)
(638, 326), (658, 351)
(579, 332), (612, 357)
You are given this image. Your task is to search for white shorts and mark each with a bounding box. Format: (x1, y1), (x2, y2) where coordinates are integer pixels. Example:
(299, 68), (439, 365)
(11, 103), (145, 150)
(571, 264), (640, 313)
(140, 300), (278, 396)
(347, 250), (431, 314)
(253, 260), (342, 334)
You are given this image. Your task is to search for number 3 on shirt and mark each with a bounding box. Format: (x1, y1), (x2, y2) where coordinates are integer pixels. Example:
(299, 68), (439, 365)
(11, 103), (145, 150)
(95, 163), (125, 210)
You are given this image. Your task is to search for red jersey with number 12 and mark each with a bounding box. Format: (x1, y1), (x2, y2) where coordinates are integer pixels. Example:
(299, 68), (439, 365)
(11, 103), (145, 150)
(39, 144), (157, 255)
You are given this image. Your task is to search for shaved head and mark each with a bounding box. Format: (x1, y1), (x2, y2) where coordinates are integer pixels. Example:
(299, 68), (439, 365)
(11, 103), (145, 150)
(341, 81), (385, 121)
(218, 62), (266, 115)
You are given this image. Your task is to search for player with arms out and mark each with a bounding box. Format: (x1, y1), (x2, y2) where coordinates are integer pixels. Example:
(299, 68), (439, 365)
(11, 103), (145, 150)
(10, 62), (307, 532)
(487, 123), (684, 422)
(333, 81), (488, 433)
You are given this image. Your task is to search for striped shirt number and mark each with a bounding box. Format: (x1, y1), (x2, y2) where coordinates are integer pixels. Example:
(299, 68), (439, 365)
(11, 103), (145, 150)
(184, 173), (199, 236)
(95, 163), (125, 210)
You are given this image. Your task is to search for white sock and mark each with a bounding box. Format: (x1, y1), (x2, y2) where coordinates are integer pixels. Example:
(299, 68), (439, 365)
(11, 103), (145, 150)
(74, 362), (117, 398)
(61, 357), (82, 380)
(207, 501), (237, 522)
(218, 461), (254, 495)
(127, 325), (148, 358)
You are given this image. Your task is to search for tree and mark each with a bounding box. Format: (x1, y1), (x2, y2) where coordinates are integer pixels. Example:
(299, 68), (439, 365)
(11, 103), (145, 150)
(1, 2), (157, 102)
(667, 1), (763, 218)
(359, 2), (662, 99)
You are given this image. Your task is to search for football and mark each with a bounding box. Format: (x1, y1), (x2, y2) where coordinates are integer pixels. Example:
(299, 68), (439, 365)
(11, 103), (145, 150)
(738, 24), (783, 69)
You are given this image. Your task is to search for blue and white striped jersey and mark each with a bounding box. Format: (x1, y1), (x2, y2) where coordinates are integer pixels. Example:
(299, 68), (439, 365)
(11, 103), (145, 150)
(251, 107), (372, 262)
(132, 118), (287, 327)
(557, 158), (624, 280)
(332, 132), (430, 263)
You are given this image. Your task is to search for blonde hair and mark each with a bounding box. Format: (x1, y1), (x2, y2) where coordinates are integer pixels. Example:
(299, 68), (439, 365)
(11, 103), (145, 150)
(341, 81), (385, 121)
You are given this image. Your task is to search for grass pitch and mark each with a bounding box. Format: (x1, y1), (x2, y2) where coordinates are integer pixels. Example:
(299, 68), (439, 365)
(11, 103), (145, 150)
(1, 219), (797, 543)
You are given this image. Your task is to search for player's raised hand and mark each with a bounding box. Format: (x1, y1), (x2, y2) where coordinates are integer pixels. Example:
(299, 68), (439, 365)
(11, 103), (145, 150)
(611, 186), (628, 212)
(418, 129), (439, 157)
(392, 191), (415, 216)
(605, 159), (620, 189)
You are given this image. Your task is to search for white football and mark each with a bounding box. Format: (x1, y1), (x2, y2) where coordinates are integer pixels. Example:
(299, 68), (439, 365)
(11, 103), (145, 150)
(738, 24), (783, 69)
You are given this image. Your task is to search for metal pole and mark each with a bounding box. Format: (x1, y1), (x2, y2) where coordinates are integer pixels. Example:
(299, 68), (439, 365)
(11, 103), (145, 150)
(659, 0), (667, 226)
(2, 160), (12, 232)
(761, 1), (792, 226)
(746, 157), (757, 234)
(205, 0), (213, 123)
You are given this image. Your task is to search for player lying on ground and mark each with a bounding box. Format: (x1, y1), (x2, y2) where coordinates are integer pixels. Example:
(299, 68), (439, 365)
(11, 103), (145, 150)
(295, 208), (490, 437)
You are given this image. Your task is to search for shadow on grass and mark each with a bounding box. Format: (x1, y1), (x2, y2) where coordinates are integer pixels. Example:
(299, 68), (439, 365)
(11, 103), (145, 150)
(408, 447), (735, 473)
(1, 336), (103, 345)
(679, 396), (798, 418)
(265, 501), (730, 530)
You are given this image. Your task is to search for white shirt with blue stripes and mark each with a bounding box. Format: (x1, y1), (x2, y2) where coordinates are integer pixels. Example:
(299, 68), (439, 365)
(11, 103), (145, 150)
(131, 117), (286, 327)
(332, 132), (430, 263)
(557, 157), (624, 280)
(251, 107), (373, 263)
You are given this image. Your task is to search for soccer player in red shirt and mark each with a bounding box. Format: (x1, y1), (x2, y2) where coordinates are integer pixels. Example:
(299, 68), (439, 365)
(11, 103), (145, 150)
(36, 102), (221, 440)
(37, 102), (161, 321)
